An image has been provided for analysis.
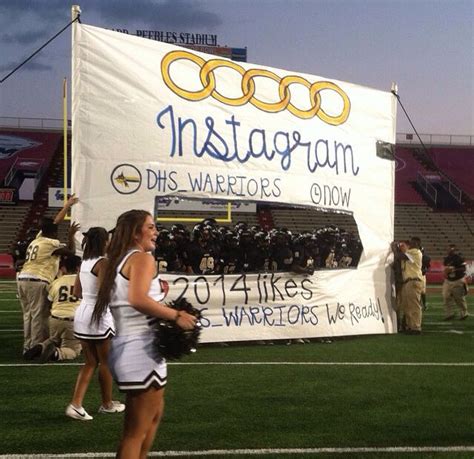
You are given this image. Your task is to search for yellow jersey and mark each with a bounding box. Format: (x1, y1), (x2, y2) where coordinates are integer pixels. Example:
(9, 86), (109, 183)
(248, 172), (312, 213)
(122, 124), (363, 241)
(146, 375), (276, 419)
(47, 274), (80, 319)
(20, 234), (63, 283)
(401, 248), (423, 281)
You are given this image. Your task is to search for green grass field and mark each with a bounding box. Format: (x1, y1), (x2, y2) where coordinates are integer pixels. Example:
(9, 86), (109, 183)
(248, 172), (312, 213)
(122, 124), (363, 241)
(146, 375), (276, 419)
(1, 281), (473, 458)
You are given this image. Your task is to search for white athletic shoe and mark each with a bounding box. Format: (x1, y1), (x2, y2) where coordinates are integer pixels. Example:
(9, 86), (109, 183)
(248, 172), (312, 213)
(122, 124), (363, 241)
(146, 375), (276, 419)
(98, 400), (125, 414)
(65, 404), (93, 421)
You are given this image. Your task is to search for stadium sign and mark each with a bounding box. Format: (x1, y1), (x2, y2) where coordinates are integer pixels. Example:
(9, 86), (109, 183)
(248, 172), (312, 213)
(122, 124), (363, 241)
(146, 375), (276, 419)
(111, 29), (218, 46)
(112, 28), (246, 62)
(0, 188), (16, 204)
(72, 22), (397, 341)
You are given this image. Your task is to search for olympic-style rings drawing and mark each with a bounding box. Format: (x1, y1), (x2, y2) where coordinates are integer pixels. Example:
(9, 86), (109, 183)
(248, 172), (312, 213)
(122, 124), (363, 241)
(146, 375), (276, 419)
(161, 50), (351, 125)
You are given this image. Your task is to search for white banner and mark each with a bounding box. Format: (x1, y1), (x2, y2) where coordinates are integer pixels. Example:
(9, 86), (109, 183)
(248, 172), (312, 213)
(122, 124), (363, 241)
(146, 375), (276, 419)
(161, 272), (391, 343)
(71, 22), (398, 339)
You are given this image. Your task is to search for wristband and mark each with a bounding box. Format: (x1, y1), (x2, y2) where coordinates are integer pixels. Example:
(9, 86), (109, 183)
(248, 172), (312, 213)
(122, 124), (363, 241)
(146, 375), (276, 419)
(174, 310), (181, 321)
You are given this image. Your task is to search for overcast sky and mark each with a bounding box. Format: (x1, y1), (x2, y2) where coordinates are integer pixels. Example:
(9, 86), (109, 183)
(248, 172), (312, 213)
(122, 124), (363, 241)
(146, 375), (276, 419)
(0, 0), (473, 135)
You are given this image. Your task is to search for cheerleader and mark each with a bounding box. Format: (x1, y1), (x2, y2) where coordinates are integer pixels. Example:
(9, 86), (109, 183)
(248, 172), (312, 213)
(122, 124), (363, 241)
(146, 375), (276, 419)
(66, 227), (124, 421)
(93, 210), (196, 458)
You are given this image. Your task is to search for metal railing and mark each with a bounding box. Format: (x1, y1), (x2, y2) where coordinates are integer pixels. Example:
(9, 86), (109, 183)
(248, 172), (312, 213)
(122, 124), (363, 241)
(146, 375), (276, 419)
(397, 132), (474, 146)
(0, 116), (70, 131)
(416, 172), (437, 204)
(4, 157), (45, 186)
(445, 180), (463, 204)
(411, 147), (464, 204)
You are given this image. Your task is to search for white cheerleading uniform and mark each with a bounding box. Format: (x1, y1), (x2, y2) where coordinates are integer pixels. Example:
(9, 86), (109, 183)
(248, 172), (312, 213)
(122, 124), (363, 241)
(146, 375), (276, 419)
(74, 257), (116, 340)
(108, 250), (167, 392)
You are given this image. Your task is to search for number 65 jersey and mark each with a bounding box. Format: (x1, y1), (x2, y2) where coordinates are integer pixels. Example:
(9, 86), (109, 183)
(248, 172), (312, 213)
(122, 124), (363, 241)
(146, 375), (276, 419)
(47, 274), (80, 319)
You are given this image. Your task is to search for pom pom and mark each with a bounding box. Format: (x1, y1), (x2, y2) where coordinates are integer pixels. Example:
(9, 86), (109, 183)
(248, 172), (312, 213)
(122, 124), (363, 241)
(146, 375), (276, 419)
(154, 297), (202, 360)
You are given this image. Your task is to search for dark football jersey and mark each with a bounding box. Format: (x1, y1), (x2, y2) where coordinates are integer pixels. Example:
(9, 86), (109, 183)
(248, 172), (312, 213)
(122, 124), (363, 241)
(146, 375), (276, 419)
(188, 243), (217, 274)
(270, 245), (294, 271)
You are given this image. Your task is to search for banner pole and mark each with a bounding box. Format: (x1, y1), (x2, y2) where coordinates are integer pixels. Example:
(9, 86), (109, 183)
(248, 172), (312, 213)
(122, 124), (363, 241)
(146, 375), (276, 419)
(69, 5), (81, 222)
(71, 5), (81, 22)
(63, 77), (68, 215)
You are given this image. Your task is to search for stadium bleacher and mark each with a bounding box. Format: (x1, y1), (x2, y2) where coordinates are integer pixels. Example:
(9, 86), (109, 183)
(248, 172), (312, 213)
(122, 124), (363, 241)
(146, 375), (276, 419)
(271, 207), (358, 234)
(0, 203), (30, 253)
(393, 204), (474, 259)
(1, 128), (473, 278)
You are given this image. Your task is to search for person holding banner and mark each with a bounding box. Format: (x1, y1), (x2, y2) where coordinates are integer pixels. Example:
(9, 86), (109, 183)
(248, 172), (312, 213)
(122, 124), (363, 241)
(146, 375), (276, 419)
(19, 195), (79, 359)
(93, 210), (196, 458)
(411, 237), (431, 311)
(391, 238), (423, 334)
(391, 246), (405, 332)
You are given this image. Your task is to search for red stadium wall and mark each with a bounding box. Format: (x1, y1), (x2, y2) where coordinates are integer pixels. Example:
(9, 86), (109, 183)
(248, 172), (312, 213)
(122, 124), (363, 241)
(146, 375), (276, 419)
(0, 253), (15, 279)
(394, 146), (430, 204)
(429, 147), (474, 198)
(426, 259), (473, 284)
(0, 129), (62, 188)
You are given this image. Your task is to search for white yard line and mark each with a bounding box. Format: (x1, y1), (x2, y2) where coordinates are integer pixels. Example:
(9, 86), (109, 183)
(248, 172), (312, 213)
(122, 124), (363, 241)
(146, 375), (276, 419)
(1, 361), (473, 368)
(2, 445), (474, 458)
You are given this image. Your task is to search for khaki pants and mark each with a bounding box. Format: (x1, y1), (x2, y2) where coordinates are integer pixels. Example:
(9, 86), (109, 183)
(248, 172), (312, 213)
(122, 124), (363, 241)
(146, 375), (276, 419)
(443, 278), (468, 318)
(46, 316), (82, 361)
(17, 280), (50, 352)
(401, 280), (423, 331)
(394, 283), (404, 331)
